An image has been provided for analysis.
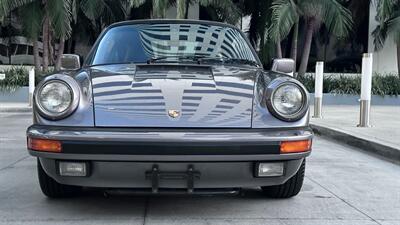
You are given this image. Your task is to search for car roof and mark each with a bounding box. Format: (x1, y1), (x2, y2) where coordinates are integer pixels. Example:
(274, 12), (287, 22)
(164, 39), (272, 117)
(108, 19), (239, 30)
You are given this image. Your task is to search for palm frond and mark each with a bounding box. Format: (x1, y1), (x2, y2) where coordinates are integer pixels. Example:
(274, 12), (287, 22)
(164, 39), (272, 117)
(80, 0), (106, 21)
(318, 0), (353, 38)
(0, 0), (35, 23)
(102, 0), (127, 24)
(128, 0), (147, 8)
(48, 0), (73, 39)
(375, 0), (398, 21)
(373, 0), (400, 50)
(152, 0), (168, 18)
(199, 0), (241, 24)
(18, 1), (43, 40)
(372, 23), (388, 50)
(299, 0), (323, 19)
(387, 9), (400, 43)
(269, 0), (298, 43)
(71, 0), (78, 23)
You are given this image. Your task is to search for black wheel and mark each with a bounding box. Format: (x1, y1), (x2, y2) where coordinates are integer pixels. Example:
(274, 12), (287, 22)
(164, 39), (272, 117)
(261, 159), (305, 198)
(37, 158), (81, 198)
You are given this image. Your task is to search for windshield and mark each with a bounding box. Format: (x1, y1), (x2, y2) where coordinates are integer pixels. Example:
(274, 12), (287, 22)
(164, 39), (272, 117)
(90, 23), (258, 66)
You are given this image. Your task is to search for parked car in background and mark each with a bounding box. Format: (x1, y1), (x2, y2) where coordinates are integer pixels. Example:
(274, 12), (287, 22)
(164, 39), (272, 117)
(27, 20), (312, 198)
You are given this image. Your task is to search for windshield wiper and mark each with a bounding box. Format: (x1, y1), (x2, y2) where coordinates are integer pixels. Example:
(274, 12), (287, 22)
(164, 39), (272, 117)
(147, 55), (204, 64)
(147, 56), (169, 64)
(147, 55), (258, 66)
(198, 57), (259, 66)
(222, 58), (259, 66)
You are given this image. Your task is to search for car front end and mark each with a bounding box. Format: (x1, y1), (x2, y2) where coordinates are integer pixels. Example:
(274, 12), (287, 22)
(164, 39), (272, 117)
(27, 20), (313, 198)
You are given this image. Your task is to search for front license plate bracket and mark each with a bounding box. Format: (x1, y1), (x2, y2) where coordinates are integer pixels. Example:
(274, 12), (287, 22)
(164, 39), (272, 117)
(145, 164), (201, 193)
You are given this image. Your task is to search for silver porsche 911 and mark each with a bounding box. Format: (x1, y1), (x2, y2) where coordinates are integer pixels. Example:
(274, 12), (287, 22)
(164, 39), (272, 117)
(27, 20), (313, 198)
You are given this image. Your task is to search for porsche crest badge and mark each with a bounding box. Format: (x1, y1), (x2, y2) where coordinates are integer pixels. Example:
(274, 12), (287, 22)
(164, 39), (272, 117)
(168, 110), (180, 118)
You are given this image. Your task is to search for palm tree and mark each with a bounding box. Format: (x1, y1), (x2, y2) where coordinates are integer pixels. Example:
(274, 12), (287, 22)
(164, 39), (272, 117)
(132, 0), (240, 21)
(234, 0), (275, 66)
(51, 0), (127, 69)
(130, 0), (170, 18)
(76, 0), (128, 40)
(176, 0), (187, 19)
(372, 0), (400, 76)
(0, 0), (34, 21)
(269, 0), (353, 76)
(18, 1), (43, 71)
(41, 0), (73, 71)
(1, 0), (73, 71)
(236, 0), (269, 47)
(3, 0), (125, 71)
(0, 0), (35, 65)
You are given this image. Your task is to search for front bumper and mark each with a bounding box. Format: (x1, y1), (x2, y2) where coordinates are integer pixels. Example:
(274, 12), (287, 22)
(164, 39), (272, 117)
(27, 125), (312, 188)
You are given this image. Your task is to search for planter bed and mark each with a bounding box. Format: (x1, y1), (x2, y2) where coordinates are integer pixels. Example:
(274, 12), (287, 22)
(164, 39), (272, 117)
(0, 87), (29, 103)
(310, 93), (400, 106)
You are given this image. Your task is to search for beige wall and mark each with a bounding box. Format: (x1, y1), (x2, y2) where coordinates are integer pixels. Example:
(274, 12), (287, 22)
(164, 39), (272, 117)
(368, 4), (398, 74)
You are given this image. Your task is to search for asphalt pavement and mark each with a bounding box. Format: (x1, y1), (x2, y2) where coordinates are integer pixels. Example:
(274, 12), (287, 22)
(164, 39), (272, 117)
(0, 112), (399, 225)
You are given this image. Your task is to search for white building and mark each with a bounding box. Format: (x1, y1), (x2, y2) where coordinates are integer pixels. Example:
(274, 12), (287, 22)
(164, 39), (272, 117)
(368, 3), (398, 74)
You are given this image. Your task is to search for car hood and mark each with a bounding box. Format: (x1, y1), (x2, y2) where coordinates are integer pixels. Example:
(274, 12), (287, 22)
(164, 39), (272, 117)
(90, 64), (257, 128)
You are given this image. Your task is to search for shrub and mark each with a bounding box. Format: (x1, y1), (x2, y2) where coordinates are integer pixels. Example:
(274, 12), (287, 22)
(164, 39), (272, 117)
(298, 73), (400, 96)
(0, 67), (29, 92)
(0, 67), (48, 92)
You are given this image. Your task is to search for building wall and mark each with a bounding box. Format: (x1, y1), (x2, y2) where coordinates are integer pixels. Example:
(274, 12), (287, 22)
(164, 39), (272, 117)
(368, 3), (398, 74)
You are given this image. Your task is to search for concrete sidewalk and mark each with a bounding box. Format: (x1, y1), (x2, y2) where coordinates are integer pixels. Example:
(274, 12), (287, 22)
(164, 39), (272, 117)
(0, 102), (32, 112)
(310, 105), (400, 163)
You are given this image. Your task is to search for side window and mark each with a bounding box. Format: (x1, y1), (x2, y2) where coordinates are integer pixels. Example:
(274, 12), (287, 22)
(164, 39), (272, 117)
(16, 44), (27, 55)
(0, 44), (7, 57)
(10, 44), (18, 55)
(28, 46), (33, 55)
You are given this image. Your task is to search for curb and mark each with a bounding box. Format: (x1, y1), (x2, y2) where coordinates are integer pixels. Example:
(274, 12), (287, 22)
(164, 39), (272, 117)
(0, 107), (32, 113)
(311, 124), (400, 163)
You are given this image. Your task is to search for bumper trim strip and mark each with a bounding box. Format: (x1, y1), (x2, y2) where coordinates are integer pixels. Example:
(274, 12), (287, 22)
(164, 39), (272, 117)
(27, 125), (313, 143)
(29, 150), (310, 161)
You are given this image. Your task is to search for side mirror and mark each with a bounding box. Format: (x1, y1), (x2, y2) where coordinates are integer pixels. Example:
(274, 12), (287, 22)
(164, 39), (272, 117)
(271, 58), (295, 76)
(60, 54), (81, 70)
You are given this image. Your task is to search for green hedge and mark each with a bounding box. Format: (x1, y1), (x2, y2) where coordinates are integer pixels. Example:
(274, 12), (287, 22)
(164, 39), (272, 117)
(298, 73), (400, 96)
(0, 67), (48, 92)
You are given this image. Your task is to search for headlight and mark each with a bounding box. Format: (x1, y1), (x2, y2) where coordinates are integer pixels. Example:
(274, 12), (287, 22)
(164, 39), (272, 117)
(266, 78), (309, 122)
(35, 78), (79, 120)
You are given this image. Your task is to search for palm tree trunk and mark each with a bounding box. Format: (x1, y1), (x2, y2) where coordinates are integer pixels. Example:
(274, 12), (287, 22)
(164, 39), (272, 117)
(42, 14), (49, 72)
(49, 31), (54, 66)
(290, 22), (299, 73)
(177, 0), (186, 19)
(397, 44), (400, 78)
(276, 40), (282, 58)
(33, 40), (41, 72)
(184, 0), (189, 19)
(55, 37), (65, 71)
(298, 19), (315, 77)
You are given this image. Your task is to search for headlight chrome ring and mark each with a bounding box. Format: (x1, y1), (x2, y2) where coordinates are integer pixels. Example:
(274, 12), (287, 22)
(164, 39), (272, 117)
(35, 76), (80, 120)
(266, 78), (309, 122)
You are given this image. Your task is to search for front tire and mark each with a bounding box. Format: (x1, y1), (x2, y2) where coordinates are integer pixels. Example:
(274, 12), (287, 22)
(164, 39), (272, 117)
(261, 159), (305, 198)
(37, 159), (81, 198)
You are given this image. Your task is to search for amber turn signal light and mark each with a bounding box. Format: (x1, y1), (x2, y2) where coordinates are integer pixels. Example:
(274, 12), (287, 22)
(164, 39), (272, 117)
(280, 139), (312, 154)
(28, 138), (62, 153)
